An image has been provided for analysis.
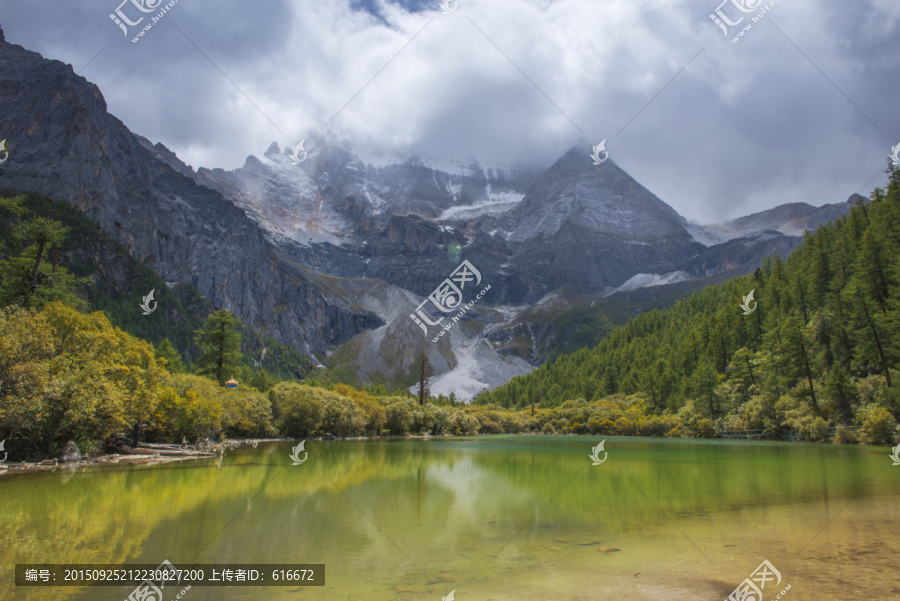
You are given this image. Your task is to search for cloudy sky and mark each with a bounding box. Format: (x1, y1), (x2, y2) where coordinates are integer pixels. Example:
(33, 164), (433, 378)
(2, 0), (898, 223)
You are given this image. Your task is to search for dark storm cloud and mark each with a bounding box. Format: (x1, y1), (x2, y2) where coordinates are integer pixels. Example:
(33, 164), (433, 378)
(1, 0), (897, 223)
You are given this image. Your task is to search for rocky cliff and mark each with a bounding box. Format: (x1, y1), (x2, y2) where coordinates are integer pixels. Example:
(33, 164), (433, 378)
(0, 25), (381, 358)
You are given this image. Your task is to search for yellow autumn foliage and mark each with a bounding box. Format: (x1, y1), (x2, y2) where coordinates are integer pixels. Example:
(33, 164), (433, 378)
(0, 302), (278, 459)
(0, 302), (161, 458)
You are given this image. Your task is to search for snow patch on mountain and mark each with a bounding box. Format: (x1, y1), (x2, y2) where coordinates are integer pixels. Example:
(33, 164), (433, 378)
(438, 192), (525, 221)
(356, 151), (481, 176)
(686, 223), (730, 247)
(608, 271), (694, 295)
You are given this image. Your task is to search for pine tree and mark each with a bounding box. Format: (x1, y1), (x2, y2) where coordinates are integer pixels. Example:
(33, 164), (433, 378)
(779, 317), (821, 415)
(155, 338), (185, 373)
(823, 365), (855, 424)
(846, 283), (892, 386)
(194, 309), (242, 385)
(417, 353), (429, 405)
(248, 368), (275, 393)
(694, 359), (720, 420)
(0, 195), (87, 309)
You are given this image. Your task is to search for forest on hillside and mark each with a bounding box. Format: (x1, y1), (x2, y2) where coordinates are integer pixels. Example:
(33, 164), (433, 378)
(476, 165), (900, 445)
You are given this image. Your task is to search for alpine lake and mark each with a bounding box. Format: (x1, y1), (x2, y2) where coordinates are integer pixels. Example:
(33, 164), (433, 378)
(1, 436), (898, 601)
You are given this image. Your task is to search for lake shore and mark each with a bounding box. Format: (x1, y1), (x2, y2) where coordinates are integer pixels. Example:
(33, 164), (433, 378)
(3, 432), (894, 476)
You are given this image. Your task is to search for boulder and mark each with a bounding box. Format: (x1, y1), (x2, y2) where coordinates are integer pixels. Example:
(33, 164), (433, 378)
(60, 441), (81, 463)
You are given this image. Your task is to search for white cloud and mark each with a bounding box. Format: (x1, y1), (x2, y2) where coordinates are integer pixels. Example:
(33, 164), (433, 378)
(1, 0), (897, 223)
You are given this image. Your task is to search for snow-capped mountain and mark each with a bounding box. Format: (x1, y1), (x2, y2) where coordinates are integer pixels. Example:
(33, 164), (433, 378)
(193, 140), (542, 248)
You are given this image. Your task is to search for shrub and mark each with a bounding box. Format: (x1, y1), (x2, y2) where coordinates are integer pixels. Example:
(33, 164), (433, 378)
(220, 388), (274, 438)
(615, 416), (633, 435)
(834, 423), (858, 444)
(695, 418), (715, 438)
(860, 407), (898, 445)
(428, 406), (451, 435)
(384, 399), (416, 434)
(354, 397), (386, 434)
(451, 411), (479, 435)
(269, 382), (324, 437)
(799, 416), (829, 443)
(150, 382), (223, 442)
(321, 392), (368, 437)
(642, 415), (668, 437)
(597, 419), (617, 434)
(479, 418), (502, 434)
(667, 424), (684, 437)
(0, 303), (161, 459)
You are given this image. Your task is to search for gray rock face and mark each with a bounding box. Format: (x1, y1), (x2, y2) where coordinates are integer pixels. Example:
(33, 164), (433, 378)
(0, 27), (380, 357)
(495, 142), (695, 241)
(684, 231), (806, 278)
(59, 441), (81, 463)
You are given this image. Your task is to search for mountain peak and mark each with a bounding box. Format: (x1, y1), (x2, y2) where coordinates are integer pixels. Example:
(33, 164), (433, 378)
(0, 24), (5, 43)
(504, 139), (686, 242)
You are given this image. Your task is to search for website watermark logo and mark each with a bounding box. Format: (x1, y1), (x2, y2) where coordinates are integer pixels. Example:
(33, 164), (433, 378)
(589, 440), (608, 465)
(289, 440), (308, 465)
(0, 140), (8, 164)
(109, 0), (180, 43)
(590, 140), (608, 165)
(726, 560), (788, 601)
(140, 289), (158, 315)
(890, 143), (900, 167)
(0, 440), (7, 465)
(290, 140), (309, 165)
(890, 443), (900, 466)
(126, 559), (189, 601)
(740, 289), (757, 315)
(439, 0), (457, 14)
(409, 260), (491, 342)
(709, 0), (779, 43)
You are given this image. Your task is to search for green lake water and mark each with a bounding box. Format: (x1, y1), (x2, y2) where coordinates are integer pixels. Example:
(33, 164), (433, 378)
(1, 436), (898, 601)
